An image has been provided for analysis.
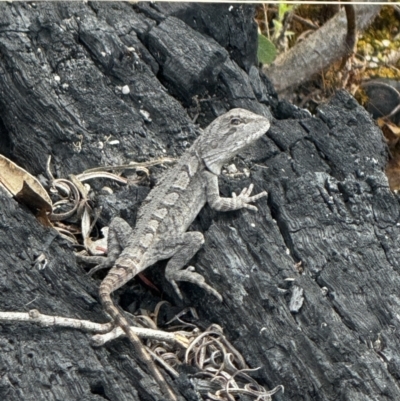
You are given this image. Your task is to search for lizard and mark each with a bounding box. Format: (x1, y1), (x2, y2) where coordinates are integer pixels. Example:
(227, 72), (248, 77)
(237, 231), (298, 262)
(86, 108), (271, 400)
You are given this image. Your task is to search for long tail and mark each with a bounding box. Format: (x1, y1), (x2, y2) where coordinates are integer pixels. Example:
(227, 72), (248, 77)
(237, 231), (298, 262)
(99, 270), (177, 401)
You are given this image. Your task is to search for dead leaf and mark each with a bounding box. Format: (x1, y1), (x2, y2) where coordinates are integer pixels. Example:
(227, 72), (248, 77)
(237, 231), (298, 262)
(377, 118), (400, 148)
(386, 156), (400, 191)
(0, 155), (52, 214)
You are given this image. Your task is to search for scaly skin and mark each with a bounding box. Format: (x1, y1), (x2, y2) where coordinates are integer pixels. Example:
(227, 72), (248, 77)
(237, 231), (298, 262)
(92, 108), (271, 400)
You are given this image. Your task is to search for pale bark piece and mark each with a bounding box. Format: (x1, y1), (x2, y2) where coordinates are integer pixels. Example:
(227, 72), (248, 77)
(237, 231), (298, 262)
(265, 4), (381, 93)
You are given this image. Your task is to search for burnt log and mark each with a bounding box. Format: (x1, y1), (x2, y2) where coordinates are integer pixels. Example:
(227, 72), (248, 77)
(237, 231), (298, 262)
(0, 2), (399, 401)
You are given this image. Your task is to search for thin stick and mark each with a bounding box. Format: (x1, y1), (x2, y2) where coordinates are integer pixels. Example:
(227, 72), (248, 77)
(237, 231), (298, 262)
(0, 309), (191, 347)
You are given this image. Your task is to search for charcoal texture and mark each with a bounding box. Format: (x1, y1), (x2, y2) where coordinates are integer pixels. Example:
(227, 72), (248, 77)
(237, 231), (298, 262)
(0, 2), (398, 401)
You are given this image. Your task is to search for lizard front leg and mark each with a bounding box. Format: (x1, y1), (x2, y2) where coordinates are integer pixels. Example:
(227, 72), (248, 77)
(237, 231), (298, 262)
(204, 170), (267, 212)
(163, 232), (223, 302)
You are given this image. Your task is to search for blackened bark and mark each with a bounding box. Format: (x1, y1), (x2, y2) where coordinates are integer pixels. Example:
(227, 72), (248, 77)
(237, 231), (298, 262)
(0, 3), (398, 401)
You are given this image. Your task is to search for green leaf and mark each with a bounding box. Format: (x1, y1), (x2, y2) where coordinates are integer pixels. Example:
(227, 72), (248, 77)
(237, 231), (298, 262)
(278, 2), (294, 20)
(257, 34), (277, 65)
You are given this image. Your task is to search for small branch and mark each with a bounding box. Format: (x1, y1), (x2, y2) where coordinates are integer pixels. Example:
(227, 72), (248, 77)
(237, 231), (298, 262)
(292, 14), (319, 31)
(0, 309), (192, 348)
(338, 3), (357, 71)
(91, 325), (191, 348)
(264, 4), (381, 93)
(344, 4), (357, 55)
(0, 309), (113, 333)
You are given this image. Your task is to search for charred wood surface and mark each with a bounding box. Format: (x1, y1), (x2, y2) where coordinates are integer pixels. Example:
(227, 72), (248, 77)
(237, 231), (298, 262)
(0, 2), (398, 401)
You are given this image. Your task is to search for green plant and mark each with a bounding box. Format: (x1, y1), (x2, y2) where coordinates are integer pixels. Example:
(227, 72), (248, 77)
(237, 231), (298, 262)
(257, 2), (296, 65)
(257, 33), (277, 64)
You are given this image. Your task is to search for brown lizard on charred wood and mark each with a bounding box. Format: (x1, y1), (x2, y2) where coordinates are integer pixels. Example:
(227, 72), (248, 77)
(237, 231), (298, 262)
(85, 108), (271, 400)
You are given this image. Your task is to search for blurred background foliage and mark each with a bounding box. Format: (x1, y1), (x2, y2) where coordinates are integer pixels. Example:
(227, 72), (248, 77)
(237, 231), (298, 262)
(255, 3), (400, 190)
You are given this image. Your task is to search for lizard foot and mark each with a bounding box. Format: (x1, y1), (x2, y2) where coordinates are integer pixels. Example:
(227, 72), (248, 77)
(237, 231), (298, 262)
(233, 184), (268, 211)
(86, 262), (111, 276)
(167, 266), (223, 302)
(75, 254), (115, 276)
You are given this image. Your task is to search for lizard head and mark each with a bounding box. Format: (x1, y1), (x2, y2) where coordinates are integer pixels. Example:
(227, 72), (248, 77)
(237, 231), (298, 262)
(199, 108), (271, 175)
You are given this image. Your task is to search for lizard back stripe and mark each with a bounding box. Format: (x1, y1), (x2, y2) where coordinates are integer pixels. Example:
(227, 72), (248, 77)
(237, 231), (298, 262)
(137, 243), (148, 252)
(151, 208), (168, 221)
(139, 233), (154, 248)
(130, 255), (141, 264)
(144, 219), (159, 234)
(171, 170), (190, 190)
(162, 192), (179, 206)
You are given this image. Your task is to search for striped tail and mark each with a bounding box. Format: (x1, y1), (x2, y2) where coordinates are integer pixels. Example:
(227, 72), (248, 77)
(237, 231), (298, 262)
(99, 269), (177, 400)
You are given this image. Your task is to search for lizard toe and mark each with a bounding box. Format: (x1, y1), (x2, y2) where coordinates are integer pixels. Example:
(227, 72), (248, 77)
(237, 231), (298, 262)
(86, 263), (108, 276)
(168, 279), (184, 299)
(167, 270), (222, 301)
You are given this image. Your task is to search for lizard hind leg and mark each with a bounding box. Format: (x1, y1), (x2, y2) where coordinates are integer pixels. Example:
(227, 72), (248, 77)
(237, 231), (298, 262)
(164, 232), (223, 302)
(84, 217), (133, 276)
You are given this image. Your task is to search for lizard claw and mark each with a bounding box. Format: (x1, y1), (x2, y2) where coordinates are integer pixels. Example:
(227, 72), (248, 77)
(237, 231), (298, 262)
(169, 279), (184, 300)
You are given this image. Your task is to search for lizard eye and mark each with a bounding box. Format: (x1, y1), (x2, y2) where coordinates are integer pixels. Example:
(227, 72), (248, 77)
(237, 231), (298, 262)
(210, 140), (218, 149)
(230, 117), (242, 125)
